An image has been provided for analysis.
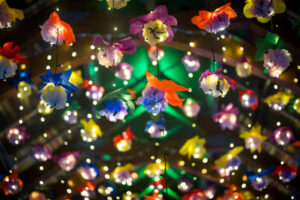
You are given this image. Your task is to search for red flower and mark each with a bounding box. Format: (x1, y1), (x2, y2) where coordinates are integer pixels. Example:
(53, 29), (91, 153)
(0, 42), (28, 63)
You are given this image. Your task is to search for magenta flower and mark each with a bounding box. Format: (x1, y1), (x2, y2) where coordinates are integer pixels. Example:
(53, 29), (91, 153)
(213, 103), (239, 130)
(129, 5), (177, 45)
(270, 126), (294, 146)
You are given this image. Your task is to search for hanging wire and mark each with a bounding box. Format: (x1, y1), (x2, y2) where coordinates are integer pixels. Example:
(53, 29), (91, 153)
(209, 11), (217, 72)
(54, 28), (60, 74)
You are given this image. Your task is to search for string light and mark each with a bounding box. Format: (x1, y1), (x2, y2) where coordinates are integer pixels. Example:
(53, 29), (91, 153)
(47, 55), (52, 60)
(67, 188), (72, 194)
(189, 41), (196, 48)
(202, 168), (207, 174)
(39, 180), (44, 185)
(72, 52), (77, 57)
(274, 84), (278, 89)
(202, 157), (208, 163)
(90, 45), (95, 50)
(91, 55), (96, 60)
(241, 183), (246, 188)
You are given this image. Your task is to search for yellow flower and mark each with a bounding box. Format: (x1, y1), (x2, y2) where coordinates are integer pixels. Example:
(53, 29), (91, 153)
(240, 125), (267, 153)
(41, 83), (67, 109)
(37, 100), (53, 115)
(144, 162), (168, 177)
(293, 98), (300, 114)
(69, 70), (83, 87)
(264, 91), (293, 111)
(0, 0), (24, 28)
(106, 0), (130, 9)
(215, 146), (244, 168)
(179, 136), (206, 159)
(80, 119), (103, 142)
(17, 81), (32, 99)
(143, 19), (169, 46)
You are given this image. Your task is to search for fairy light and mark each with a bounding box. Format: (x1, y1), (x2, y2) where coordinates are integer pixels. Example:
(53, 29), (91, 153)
(274, 84), (278, 89)
(90, 145), (95, 150)
(222, 58), (227, 63)
(156, 158), (161, 164)
(19, 119), (23, 124)
(192, 123), (196, 127)
(276, 121), (281, 126)
(72, 52), (77, 57)
(47, 55), (52, 60)
(39, 180), (44, 185)
(187, 51), (192, 56)
(220, 178), (225, 183)
(40, 117), (45, 122)
(178, 160), (185, 167)
(91, 55), (96, 60)
(39, 166), (44, 171)
(202, 157), (208, 163)
(87, 113), (92, 119)
(86, 158), (91, 163)
(60, 179), (65, 184)
(104, 174), (110, 179)
(294, 78), (298, 83)
(280, 161), (284, 165)
(240, 47), (244, 51)
(150, 155), (155, 160)
(265, 194), (269, 199)
(123, 81), (128, 85)
(248, 123), (252, 128)
(191, 162), (196, 167)
(220, 34), (225, 39)
(222, 47), (226, 51)
(188, 73), (193, 78)
(67, 188), (72, 194)
(64, 141), (68, 145)
(46, 65), (51, 70)
(90, 45), (95, 50)
(19, 105), (23, 111)
(114, 27), (118, 31)
(257, 168), (262, 173)
(103, 166), (109, 172)
(202, 168), (207, 174)
(253, 154), (258, 159)
(241, 183), (246, 188)
(229, 143), (234, 148)
(189, 42), (196, 48)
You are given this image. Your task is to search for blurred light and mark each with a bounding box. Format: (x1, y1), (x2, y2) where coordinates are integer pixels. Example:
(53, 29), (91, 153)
(189, 42), (196, 48)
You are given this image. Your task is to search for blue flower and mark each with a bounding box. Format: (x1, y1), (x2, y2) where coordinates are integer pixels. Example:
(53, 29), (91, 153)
(145, 119), (166, 138)
(136, 87), (167, 114)
(98, 98), (128, 122)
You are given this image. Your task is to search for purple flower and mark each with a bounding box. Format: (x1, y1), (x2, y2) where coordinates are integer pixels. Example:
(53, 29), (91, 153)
(6, 127), (29, 145)
(0, 6), (12, 29)
(145, 119), (166, 138)
(205, 12), (229, 33)
(98, 98), (128, 122)
(225, 156), (241, 171)
(251, 177), (268, 191)
(136, 87), (167, 114)
(114, 63), (133, 80)
(279, 170), (296, 183)
(264, 48), (292, 77)
(250, 0), (274, 18)
(181, 55), (200, 72)
(213, 103), (239, 130)
(270, 126), (294, 146)
(32, 144), (52, 162)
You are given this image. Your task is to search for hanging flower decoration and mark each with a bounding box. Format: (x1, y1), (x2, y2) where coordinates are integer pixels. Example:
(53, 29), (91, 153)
(0, 42), (28, 79)
(37, 100), (54, 115)
(145, 119), (167, 138)
(144, 162), (168, 178)
(114, 63), (133, 80)
(80, 119), (103, 142)
(54, 152), (80, 171)
(113, 127), (136, 152)
(199, 68), (236, 98)
(270, 126), (294, 146)
(29, 191), (47, 200)
(78, 182), (96, 198)
(0, 171), (23, 196)
(203, 185), (216, 199)
(78, 163), (101, 181)
(0, 0), (24, 29)
(239, 90), (258, 110)
(129, 5), (177, 46)
(264, 91), (293, 111)
(40, 11), (75, 45)
(62, 100), (81, 124)
(145, 192), (162, 200)
(6, 127), (29, 145)
(273, 165), (297, 183)
(123, 192), (140, 200)
(69, 69), (84, 87)
(213, 103), (239, 130)
(40, 70), (78, 110)
(151, 178), (166, 191)
(111, 164), (137, 185)
(263, 48), (292, 78)
(182, 54), (200, 73)
(32, 143), (52, 162)
(98, 183), (116, 196)
(243, 0), (286, 23)
(179, 136), (206, 160)
(177, 178), (193, 193)
(95, 88), (135, 122)
(10, 70), (33, 99)
(240, 125), (267, 153)
(182, 189), (207, 200)
(235, 57), (255, 78)
(147, 45), (165, 65)
(183, 98), (201, 118)
(106, 0), (130, 9)
(245, 168), (273, 191)
(93, 34), (136, 68)
(82, 80), (105, 101)
(191, 3), (237, 33)
(217, 185), (244, 200)
(137, 71), (188, 114)
(292, 98), (300, 114)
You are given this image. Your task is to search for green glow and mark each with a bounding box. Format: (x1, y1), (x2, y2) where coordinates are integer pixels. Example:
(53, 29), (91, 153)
(163, 188), (181, 200)
(138, 185), (153, 198)
(167, 167), (181, 181)
(102, 154), (111, 161)
(165, 105), (192, 126)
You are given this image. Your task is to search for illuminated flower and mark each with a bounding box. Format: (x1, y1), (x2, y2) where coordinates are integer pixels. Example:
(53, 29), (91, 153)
(79, 163), (101, 180)
(69, 70), (84, 87)
(0, 171), (23, 195)
(6, 127), (29, 145)
(98, 98), (128, 122)
(292, 98), (300, 114)
(0, 0), (24, 29)
(80, 119), (103, 142)
(182, 189), (207, 200)
(40, 70), (78, 110)
(263, 48), (292, 77)
(147, 45), (164, 65)
(245, 168), (273, 191)
(273, 165), (297, 183)
(111, 164), (137, 185)
(235, 57), (254, 78)
(145, 192), (162, 200)
(270, 126), (294, 146)
(0, 42), (28, 79)
(37, 100), (53, 115)
(106, 0), (130, 9)
(123, 193), (139, 200)
(213, 103), (239, 130)
(114, 63), (133, 80)
(62, 100), (80, 124)
(179, 136), (206, 159)
(78, 182), (96, 198)
(82, 80), (105, 101)
(183, 98), (201, 118)
(177, 179), (193, 193)
(29, 191), (47, 200)
(239, 90), (258, 110)
(144, 162), (168, 178)
(203, 185), (216, 199)
(98, 183), (116, 196)
(113, 127), (136, 152)
(191, 3), (237, 33)
(129, 5), (177, 45)
(264, 91), (293, 111)
(199, 68), (236, 98)
(17, 81), (32, 99)
(217, 185), (243, 200)
(137, 71), (188, 114)
(182, 54), (200, 73)
(240, 125), (267, 153)
(150, 178), (166, 191)
(93, 34), (136, 68)
(145, 119), (167, 138)
(54, 152), (80, 171)
(243, 0), (286, 23)
(10, 70), (33, 99)
(40, 11), (75, 45)
(32, 143), (52, 162)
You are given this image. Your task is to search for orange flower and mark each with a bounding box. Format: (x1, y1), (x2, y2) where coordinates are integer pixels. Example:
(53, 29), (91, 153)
(217, 185), (244, 200)
(145, 70), (188, 107)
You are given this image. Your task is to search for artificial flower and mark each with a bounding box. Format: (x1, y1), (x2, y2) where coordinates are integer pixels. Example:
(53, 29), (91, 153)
(263, 48), (292, 78)
(264, 91), (293, 111)
(215, 146), (244, 169)
(292, 98), (300, 114)
(235, 57), (254, 78)
(78, 181), (96, 198)
(62, 100), (80, 124)
(199, 68), (236, 98)
(40, 11), (75, 45)
(40, 70), (78, 109)
(136, 71), (188, 114)
(270, 126), (294, 146)
(213, 103), (239, 130)
(145, 119), (167, 138)
(273, 165), (297, 183)
(37, 100), (53, 115)
(239, 89), (258, 110)
(29, 191), (47, 200)
(203, 185), (216, 199)
(182, 54), (200, 73)
(147, 45), (164, 65)
(150, 178), (166, 191)
(123, 192), (139, 200)
(98, 183), (116, 196)
(93, 34), (136, 68)
(245, 168), (273, 191)
(10, 70), (33, 99)
(111, 164), (136, 185)
(240, 125), (267, 153)
(6, 127), (29, 145)
(113, 127), (136, 152)
(129, 5), (177, 45)
(114, 63), (133, 80)
(80, 119), (103, 142)
(82, 80), (105, 101)
(243, 0), (286, 23)
(182, 189), (207, 200)
(0, 171), (23, 195)
(54, 152), (80, 171)
(183, 98), (201, 118)
(177, 179), (193, 193)
(144, 162), (168, 178)
(191, 3), (237, 33)
(69, 69), (84, 87)
(217, 185), (244, 200)
(145, 192), (162, 200)
(78, 163), (101, 180)
(0, 0), (24, 29)
(32, 143), (52, 162)
(106, 0), (130, 9)
(0, 42), (28, 79)
(179, 136), (206, 159)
